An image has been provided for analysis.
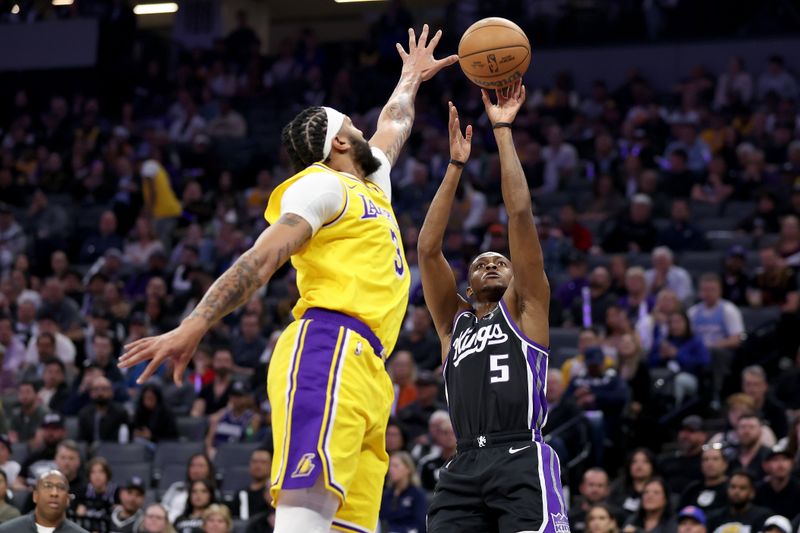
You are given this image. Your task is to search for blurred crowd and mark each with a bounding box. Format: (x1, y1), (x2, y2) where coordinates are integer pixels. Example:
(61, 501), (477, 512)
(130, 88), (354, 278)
(0, 2), (799, 533)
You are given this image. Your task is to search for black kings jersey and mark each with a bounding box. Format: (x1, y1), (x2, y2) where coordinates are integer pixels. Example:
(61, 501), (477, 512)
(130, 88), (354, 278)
(443, 299), (550, 440)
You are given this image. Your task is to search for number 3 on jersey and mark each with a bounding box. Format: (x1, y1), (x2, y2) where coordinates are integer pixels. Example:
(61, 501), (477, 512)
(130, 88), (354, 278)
(389, 228), (404, 277)
(490, 354), (509, 383)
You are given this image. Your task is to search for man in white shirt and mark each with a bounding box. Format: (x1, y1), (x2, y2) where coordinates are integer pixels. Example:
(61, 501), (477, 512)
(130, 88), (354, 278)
(688, 274), (744, 351)
(541, 125), (577, 192)
(645, 246), (694, 304)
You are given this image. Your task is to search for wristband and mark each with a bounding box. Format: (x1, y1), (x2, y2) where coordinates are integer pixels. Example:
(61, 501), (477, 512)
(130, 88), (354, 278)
(449, 159), (466, 168)
(493, 122), (512, 129)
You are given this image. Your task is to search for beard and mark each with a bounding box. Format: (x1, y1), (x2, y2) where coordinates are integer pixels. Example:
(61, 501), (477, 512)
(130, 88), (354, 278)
(350, 135), (382, 176)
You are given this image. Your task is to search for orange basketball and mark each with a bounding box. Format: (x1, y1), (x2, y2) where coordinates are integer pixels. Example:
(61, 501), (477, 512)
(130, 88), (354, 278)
(458, 17), (531, 89)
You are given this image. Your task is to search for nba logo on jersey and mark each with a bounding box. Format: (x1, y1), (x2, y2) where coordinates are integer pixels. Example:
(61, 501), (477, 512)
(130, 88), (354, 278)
(551, 513), (571, 533)
(291, 453), (316, 478)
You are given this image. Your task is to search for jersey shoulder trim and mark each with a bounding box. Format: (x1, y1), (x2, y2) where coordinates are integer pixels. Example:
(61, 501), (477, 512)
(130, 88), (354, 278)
(498, 299), (549, 355)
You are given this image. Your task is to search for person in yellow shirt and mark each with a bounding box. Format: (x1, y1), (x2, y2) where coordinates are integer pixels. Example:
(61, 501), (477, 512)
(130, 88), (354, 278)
(140, 158), (182, 244)
(119, 24), (456, 533)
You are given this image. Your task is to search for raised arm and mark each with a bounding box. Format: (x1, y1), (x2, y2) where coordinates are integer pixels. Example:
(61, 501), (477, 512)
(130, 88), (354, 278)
(118, 214), (312, 384)
(370, 24), (458, 165)
(482, 82), (550, 346)
(418, 102), (472, 348)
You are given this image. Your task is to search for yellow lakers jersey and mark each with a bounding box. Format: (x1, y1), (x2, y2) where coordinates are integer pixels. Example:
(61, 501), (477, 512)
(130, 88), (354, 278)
(265, 163), (410, 356)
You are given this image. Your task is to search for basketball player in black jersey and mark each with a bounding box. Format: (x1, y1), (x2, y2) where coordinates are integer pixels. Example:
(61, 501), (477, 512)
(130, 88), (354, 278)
(418, 81), (570, 533)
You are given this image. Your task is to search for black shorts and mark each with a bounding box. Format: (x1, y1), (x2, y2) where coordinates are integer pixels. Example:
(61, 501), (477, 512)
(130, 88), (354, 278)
(427, 435), (569, 533)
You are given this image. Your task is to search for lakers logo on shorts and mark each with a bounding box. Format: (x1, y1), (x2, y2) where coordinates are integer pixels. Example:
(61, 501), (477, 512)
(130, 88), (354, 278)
(291, 453), (316, 478)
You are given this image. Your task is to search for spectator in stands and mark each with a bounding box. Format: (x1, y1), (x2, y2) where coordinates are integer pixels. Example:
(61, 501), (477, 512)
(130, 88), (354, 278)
(77, 376), (129, 444)
(646, 247), (694, 304)
(229, 448), (271, 521)
(52, 440), (85, 511)
(394, 306), (441, 371)
(764, 516), (795, 533)
(38, 359), (69, 413)
(619, 267), (654, 325)
(397, 370), (446, 442)
(24, 311), (77, 373)
(244, 486), (274, 533)
(417, 411), (456, 492)
(648, 311), (710, 405)
(74, 457), (116, 532)
(559, 204), (593, 252)
(202, 504), (233, 533)
(191, 348), (234, 417)
(706, 471), (770, 533)
(379, 451), (427, 533)
(610, 448), (657, 517)
(720, 246), (749, 307)
(586, 504), (622, 533)
(555, 251), (589, 311)
(756, 55), (798, 101)
(125, 219), (166, 274)
(542, 125), (578, 192)
(603, 305), (635, 356)
(0, 470), (19, 523)
(0, 203), (26, 276)
(660, 149), (698, 198)
(230, 313), (266, 372)
(582, 174), (627, 223)
(680, 444), (729, 513)
(728, 414), (772, 480)
(109, 476), (146, 533)
(8, 381), (47, 445)
(688, 274), (743, 351)
(740, 365), (787, 439)
(0, 314), (25, 372)
(206, 379), (258, 455)
(754, 443), (800, 518)
(388, 350), (418, 413)
(776, 214), (800, 267)
(738, 192), (781, 236)
(569, 267), (618, 329)
(543, 369), (583, 461)
(562, 330), (616, 384)
(622, 477), (676, 533)
(162, 453), (217, 523)
(658, 199), (708, 252)
(714, 56), (753, 110)
(0, 470), (85, 533)
(89, 333), (125, 385)
(140, 503), (176, 533)
(618, 333), (655, 447)
(570, 468), (619, 533)
(602, 194), (658, 253)
(16, 414), (66, 488)
(0, 435), (19, 486)
(174, 478), (216, 533)
(38, 277), (81, 337)
(637, 289), (681, 353)
(207, 100), (247, 139)
(659, 416), (707, 494)
(79, 211), (124, 266)
(676, 507), (706, 533)
(773, 349), (800, 412)
(386, 418), (408, 453)
(131, 383), (179, 444)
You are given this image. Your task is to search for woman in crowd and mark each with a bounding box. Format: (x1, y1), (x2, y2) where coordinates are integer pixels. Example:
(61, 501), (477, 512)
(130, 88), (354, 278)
(174, 479), (216, 533)
(587, 504), (621, 533)
(386, 418), (408, 454)
(124, 216), (165, 270)
(75, 457), (117, 532)
(623, 478), (676, 533)
(610, 448), (658, 516)
(132, 383), (179, 444)
(140, 503), (178, 533)
(379, 451), (427, 533)
(202, 504), (233, 533)
(0, 471), (20, 524)
(162, 453), (218, 523)
(617, 334), (656, 449)
(647, 311), (710, 405)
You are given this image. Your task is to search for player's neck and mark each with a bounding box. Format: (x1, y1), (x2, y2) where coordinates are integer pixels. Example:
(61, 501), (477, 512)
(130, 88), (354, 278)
(327, 153), (364, 180)
(473, 301), (499, 319)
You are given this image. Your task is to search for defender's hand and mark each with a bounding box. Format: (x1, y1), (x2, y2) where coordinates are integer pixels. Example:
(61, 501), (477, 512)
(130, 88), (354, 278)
(448, 101), (472, 163)
(481, 80), (526, 125)
(396, 24), (458, 82)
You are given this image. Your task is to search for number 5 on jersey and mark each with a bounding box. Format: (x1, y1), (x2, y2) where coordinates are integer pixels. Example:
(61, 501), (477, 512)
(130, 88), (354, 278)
(490, 354), (509, 383)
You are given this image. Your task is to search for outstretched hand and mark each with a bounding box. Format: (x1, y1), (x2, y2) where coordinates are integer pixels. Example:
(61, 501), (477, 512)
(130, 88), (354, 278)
(118, 322), (204, 385)
(396, 24), (459, 82)
(481, 80), (526, 126)
(448, 101), (472, 163)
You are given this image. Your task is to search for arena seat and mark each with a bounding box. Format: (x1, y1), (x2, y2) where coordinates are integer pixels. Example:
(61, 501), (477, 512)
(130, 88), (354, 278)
(93, 442), (149, 463)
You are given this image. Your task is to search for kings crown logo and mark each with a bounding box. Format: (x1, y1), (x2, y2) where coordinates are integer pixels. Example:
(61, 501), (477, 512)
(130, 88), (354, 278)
(551, 513), (571, 533)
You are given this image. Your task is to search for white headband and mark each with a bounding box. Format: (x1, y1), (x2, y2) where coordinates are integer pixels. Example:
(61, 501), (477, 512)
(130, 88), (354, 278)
(321, 106), (345, 160)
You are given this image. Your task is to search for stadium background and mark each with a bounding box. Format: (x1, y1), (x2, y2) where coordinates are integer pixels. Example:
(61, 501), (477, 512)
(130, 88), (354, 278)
(0, 0), (799, 532)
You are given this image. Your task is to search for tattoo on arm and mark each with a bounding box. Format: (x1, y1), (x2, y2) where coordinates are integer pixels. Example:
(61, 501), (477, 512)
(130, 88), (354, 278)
(380, 75), (419, 164)
(188, 214), (310, 325)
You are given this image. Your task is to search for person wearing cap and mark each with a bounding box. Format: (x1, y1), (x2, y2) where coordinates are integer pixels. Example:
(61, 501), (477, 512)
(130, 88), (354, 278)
(677, 506), (706, 533)
(754, 444), (800, 518)
(763, 515), (793, 533)
(601, 193), (658, 254)
(659, 416), (707, 493)
(15, 413), (66, 489)
(565, 345), (629, 426)
(205, 379), (258, 456)
(707, 470), (771, 533)
(121, 23), (457, 533)
(109, 476), (146, 533)
(139, 157), (181, 238)
(0, 470), (88, 532)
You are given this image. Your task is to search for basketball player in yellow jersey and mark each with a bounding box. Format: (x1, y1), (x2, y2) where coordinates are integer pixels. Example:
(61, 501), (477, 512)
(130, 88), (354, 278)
(119, 24), (457, 533)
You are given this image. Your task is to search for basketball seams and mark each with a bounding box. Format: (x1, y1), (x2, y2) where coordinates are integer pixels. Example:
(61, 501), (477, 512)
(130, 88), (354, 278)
(458, 22), (528, 46)
(459, 48), (531, 77)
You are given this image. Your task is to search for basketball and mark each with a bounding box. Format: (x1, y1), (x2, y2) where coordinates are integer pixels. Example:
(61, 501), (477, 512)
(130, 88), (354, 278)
(458, 17), (531, 89)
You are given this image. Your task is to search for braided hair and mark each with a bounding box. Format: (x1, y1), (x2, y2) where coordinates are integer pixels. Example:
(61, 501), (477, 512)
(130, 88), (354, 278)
(281, 106), (329, 173)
